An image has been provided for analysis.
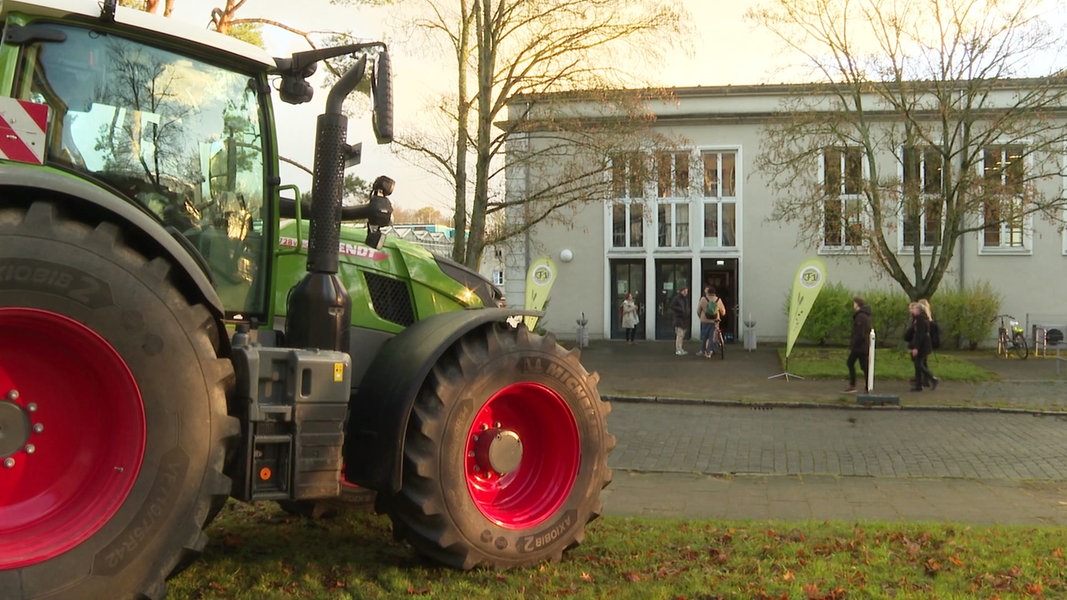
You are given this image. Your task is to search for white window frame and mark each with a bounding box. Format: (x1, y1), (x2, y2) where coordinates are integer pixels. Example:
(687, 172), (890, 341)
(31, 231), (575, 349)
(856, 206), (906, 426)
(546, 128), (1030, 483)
(899, 145), (945, 252)
(979, 143), (1032, 255)
(656, 199), (690, 248)
(655, 150), (691, 199)
(610, 199), (646, 249)
(1062, 147), (1067, 255)
(700, 148), (739, 249)
(819, 146), (868, 255)
(611, 152), (647, 199)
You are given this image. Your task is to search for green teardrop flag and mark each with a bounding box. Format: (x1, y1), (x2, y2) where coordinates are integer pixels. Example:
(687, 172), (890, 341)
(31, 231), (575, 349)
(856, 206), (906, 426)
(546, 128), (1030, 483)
(785, 257), (827, 359)
(523, 256), (556, 330)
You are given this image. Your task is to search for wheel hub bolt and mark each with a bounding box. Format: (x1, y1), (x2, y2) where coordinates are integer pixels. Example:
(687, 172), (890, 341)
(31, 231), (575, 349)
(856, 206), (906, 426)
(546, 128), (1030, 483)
(3, 458), (14, 468)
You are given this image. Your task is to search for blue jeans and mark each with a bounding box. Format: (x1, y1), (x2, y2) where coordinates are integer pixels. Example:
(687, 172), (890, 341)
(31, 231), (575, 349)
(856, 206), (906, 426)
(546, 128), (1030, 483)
(700, 322), (718, 354)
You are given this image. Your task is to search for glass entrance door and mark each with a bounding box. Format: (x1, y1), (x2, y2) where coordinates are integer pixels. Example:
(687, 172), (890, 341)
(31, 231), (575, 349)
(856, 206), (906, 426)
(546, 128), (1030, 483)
(654, 260), (691, 340)
(699, 258), (739, 342)
(609, 260), (645, 340)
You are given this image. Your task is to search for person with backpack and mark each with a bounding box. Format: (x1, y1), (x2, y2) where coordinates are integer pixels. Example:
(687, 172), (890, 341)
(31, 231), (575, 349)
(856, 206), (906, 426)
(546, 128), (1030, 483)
(907, 301), (939, 391)
(919, 299), (940, 350)
(697, 286), (726, 358)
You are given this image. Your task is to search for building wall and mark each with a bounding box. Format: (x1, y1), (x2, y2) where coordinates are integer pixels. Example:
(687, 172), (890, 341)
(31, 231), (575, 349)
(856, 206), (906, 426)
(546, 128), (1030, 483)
(504, 86), (1067, 346)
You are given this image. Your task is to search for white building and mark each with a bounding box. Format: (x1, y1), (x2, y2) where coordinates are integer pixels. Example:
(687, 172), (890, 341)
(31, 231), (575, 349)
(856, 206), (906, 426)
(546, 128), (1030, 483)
(503, 82), (1067, 346)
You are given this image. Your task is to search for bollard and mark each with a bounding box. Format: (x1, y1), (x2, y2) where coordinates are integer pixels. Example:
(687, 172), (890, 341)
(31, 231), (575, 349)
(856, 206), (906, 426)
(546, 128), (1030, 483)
(743, 315), (757, 351)
(857, 328), (900, 406)
(576, 312), (589, 348)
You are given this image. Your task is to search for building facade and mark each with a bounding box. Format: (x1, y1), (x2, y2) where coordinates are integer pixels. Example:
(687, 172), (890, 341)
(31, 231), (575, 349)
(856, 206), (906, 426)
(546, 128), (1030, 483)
(503, 83), (1067, 347)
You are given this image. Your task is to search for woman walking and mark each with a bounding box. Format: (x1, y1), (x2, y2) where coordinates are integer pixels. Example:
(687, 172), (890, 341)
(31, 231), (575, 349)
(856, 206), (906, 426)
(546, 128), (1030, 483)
(907, 301), (938, 391)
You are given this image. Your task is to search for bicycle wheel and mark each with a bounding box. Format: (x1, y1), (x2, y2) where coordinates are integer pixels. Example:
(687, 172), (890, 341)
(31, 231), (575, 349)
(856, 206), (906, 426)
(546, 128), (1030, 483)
(716, 330), (725, 360)
(1011, 333), (1029, 359)
(997, 330), (1008, 358)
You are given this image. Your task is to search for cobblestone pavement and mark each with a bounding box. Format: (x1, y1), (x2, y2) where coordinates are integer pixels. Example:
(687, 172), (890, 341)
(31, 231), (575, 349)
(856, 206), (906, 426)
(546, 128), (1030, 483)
(573, 340), (1067, 525)
(608, 402), (1067, 480)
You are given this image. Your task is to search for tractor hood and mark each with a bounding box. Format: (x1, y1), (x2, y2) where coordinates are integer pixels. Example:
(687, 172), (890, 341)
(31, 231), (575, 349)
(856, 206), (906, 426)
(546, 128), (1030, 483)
(274, 220), (503, 332)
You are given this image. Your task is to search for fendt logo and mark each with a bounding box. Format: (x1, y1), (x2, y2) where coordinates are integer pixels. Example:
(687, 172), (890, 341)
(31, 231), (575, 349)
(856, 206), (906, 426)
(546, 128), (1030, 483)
(278, 236), (389, 261)
(0, 98), (49, 164)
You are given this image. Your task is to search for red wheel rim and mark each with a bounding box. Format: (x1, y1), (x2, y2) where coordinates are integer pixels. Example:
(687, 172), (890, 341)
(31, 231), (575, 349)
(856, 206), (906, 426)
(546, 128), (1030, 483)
(464, 382), (579, 529)
(0, 308), (145, 568)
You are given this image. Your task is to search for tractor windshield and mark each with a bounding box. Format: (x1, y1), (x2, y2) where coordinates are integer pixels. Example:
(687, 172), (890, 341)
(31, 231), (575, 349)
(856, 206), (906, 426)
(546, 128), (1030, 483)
(23, 23), (268, 316)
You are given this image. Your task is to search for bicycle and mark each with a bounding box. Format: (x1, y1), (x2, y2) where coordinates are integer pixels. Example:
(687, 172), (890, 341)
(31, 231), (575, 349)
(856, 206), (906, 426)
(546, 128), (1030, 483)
(698, 322), (725, 359)
(993, 314), (1028, 359)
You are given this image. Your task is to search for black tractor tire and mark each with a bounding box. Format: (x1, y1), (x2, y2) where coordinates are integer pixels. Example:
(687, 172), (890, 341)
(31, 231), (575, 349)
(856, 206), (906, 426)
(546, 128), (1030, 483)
(377, 322), (613, 569)
(0, 201), (236, 599)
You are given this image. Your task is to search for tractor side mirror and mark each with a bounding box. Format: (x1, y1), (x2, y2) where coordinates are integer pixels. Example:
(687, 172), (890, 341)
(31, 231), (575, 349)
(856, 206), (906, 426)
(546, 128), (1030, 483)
(372, 51), (393, 144)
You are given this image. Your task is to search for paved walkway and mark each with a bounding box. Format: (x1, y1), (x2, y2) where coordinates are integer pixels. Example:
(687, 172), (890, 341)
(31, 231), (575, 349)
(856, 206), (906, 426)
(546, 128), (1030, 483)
(573, 339), (1067, 525)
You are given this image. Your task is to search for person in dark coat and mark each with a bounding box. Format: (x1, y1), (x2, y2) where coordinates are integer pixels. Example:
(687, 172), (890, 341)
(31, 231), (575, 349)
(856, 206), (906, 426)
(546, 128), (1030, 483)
(669, 286), (690, 356)
(844, 296), (872, 393)
(907, 301), (938, 391)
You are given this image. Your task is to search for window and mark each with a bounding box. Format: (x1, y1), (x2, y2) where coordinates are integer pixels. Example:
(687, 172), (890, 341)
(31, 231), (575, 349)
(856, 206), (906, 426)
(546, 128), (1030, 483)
(492, 270), (505, 286)
(901, 146), (943, 248)
(701, 151), (737, 247)
(612, 152), (646, 198)
(657, 201), (689, 248)
(656, 151), (690, 198)
(822, 147), (865, 250)
(982, 145), (1027, 250)
(27, 23), (268, 316)
(611, 201), (644, 248)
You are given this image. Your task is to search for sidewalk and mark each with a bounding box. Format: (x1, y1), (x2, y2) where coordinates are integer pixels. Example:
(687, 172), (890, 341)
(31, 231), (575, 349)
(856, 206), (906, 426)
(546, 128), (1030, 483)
(571, 339), (1067, 525)
(575, 339), (1067, 412)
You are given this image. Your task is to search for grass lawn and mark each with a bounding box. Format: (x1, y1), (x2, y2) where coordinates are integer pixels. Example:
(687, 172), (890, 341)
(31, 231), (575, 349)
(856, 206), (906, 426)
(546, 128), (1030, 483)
(780, 347), (998, 383)
(169, 500), (1066, 599)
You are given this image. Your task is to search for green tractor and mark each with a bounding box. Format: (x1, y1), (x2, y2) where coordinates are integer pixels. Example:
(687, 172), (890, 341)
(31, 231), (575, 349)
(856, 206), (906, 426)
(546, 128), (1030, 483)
(0, 1), (613, 598)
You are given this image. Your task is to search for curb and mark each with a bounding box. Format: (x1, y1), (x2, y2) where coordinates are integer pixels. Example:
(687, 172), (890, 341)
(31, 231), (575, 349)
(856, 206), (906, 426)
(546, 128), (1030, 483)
(602, 393), (1067, 416)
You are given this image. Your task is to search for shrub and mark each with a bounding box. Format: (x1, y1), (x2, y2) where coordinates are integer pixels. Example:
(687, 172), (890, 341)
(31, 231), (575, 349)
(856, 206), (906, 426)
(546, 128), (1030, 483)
(791, 281), (852, 346)
(928, 281), (1001, 350)
(863, 289), (910, 347)
(784, 280), (1001, 350)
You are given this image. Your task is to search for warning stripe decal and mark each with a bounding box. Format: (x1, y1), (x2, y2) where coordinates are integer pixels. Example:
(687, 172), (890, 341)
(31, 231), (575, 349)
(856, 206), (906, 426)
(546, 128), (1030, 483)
(0, 99), (49, 164)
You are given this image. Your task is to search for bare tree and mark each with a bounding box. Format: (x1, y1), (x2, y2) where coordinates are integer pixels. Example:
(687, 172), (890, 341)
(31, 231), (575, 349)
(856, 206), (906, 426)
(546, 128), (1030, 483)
(749, 0), (1067, 300)
(395, 0), (686, 268)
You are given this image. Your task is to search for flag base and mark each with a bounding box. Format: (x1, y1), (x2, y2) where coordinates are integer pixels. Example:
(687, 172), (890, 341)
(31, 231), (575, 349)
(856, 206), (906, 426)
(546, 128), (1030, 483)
(857, 394), (900, 406)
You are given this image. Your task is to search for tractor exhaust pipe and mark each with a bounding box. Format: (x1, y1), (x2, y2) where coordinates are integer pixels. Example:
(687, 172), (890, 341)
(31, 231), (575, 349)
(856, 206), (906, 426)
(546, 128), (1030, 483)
(284, 58), (368, 352)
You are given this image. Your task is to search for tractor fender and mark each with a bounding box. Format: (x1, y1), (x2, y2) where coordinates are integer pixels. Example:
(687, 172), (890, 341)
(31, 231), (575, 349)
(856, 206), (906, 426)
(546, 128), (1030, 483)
(0, 163), (225, 319)
(344, 307), (538, 493)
